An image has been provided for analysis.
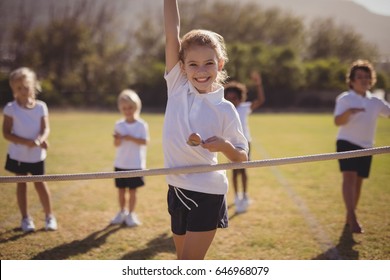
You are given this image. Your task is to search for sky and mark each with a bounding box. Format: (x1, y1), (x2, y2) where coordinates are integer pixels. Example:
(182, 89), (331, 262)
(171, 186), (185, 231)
(350, 0), (390, 16)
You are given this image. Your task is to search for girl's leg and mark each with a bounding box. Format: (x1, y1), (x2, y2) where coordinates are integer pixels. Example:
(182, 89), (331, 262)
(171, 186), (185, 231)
(241, 169), (248, 198)
(342, 171), (362, 233)
(177, 230), (217, 260)
(129, 189), (136, 213)
(118, 188), (126, 211)
(16, 182), (28, 218)
(355, 176), (364, 209)
(232, 170), (239, 195)
(172, 233), (185, 259)
(34, 181), (52, 216)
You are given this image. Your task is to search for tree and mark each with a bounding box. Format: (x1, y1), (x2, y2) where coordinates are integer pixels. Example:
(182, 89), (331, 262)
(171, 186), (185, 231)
(306, 18), (378, 62)
(4, 0), (135, 107)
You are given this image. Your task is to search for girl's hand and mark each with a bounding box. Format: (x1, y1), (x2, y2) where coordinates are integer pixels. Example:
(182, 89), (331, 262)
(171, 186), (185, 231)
(40, 140), (49, 150)
(113, 132), (122, 138)
(202, 136), (248, 162)
(201, 136), (226, 152)
(251, 70), (262, 84)
(113, 132), (122, 145)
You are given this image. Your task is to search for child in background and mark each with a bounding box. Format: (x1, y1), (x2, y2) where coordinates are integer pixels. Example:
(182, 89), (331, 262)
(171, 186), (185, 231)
(164, 0), (248, 259)
(334, 60), (390, 234)
(224, 71), (265, 213)
(111, 89), (149, 227)
(2, 67), (57, 232)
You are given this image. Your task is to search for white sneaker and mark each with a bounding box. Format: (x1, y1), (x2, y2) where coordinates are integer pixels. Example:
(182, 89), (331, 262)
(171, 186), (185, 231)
(235, 195), (245, 214)
(234, 195), (241, 207)
(21, 217), (35, 232)
(45, 215), (58, 231)
(236, 200), (245, 214)
(111, 211), (128, 225)
(125, 212), (141, 227)
(240, 197), (249, 212)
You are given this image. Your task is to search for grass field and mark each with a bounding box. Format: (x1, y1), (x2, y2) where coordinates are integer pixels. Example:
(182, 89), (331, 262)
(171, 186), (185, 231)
(0, 111), (389, 260)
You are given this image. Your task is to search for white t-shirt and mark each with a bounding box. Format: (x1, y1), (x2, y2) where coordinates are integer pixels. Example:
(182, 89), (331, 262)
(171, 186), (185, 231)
(236, 102), (252, 141)
(163, 63), (248, 195)
(114, 118), (149, 169)
(3, 100), (48, 163)
(334, 90), (390, 148)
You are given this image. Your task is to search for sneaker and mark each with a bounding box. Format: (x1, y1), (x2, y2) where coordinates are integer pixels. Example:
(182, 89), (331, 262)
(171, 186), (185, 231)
(111, 210), (128, 225)
(234, 195), (241, 207)
(235, 195), (245, 214)
(21, 217), (35, 232)
(235, 199), (245, 214)
(45, 215), (58, 231)
(125, 212), (141, 227)
(240, 197), (249, 212)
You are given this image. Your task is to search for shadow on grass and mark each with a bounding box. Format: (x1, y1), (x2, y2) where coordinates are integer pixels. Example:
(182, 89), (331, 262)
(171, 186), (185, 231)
(120, 232), (175, 260)
(0, 227), (36, 244)
(31, 225), (122, 260)
(313, 224), (359, 260)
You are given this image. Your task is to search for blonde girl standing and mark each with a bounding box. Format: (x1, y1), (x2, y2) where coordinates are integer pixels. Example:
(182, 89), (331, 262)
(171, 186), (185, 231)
(111, 89), (149, 227)
(2, 67), (57, 232)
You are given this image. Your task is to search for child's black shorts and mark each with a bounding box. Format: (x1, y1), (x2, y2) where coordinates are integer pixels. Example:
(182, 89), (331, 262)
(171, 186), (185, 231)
(167, 185), (228, 235)
(114, 167), (145, 189)
(5, 154), (45, 175)
(336, 140), (372, 178)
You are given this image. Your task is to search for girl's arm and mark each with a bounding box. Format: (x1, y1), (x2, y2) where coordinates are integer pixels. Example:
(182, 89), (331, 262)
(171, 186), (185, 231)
(250, 71), (265, 111)
(2, 115), (38, 147)
(113, 132), (122, 147)
(334, 108), (365, 126)
(37, 115), (50, 149)
(164, 0), (181, 73)
(202, 136), (248, 162)
(121, 135), (148, 145)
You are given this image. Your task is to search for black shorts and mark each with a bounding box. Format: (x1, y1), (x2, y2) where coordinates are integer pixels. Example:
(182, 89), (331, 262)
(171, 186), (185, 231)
(336, 140), (372, 178)
(167, 185), (228, 235)
(5, 154), (45, 175)
(114, 167), (145, 189)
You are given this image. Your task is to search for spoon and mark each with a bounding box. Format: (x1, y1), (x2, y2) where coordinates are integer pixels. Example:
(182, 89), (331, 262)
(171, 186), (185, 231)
(187, 133), (203, 146)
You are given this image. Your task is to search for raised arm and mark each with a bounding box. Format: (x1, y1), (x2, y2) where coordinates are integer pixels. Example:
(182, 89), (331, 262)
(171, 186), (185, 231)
(164, 0), (181, 73)
(250, 70), (265, 111)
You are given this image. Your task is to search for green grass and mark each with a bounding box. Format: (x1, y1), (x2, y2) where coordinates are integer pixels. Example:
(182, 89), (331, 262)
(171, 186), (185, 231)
(0, 111), (389, 260)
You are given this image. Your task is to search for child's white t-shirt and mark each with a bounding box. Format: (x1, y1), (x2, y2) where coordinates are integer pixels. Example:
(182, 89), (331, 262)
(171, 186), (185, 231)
(3, 100), (48, 163)
(114, 118), (149, 169)
(163, 63), (248, 195)
(236, 102), (252, 141)
(334, 90), (390, 148)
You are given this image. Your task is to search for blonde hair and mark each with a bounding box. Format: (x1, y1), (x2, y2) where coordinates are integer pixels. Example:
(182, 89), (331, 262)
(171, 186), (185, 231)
(9, 67), (42, 95)
(346, 59), (377, 89)
(117, 89), (142, 118)
(179, 29), (228, 85)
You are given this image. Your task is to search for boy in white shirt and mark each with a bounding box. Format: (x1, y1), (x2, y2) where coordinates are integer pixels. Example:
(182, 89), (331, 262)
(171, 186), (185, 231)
(334, 60), (390, 234)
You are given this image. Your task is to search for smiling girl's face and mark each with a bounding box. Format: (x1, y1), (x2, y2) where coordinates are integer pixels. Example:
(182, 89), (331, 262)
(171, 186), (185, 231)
(181, 45), (223, 93)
